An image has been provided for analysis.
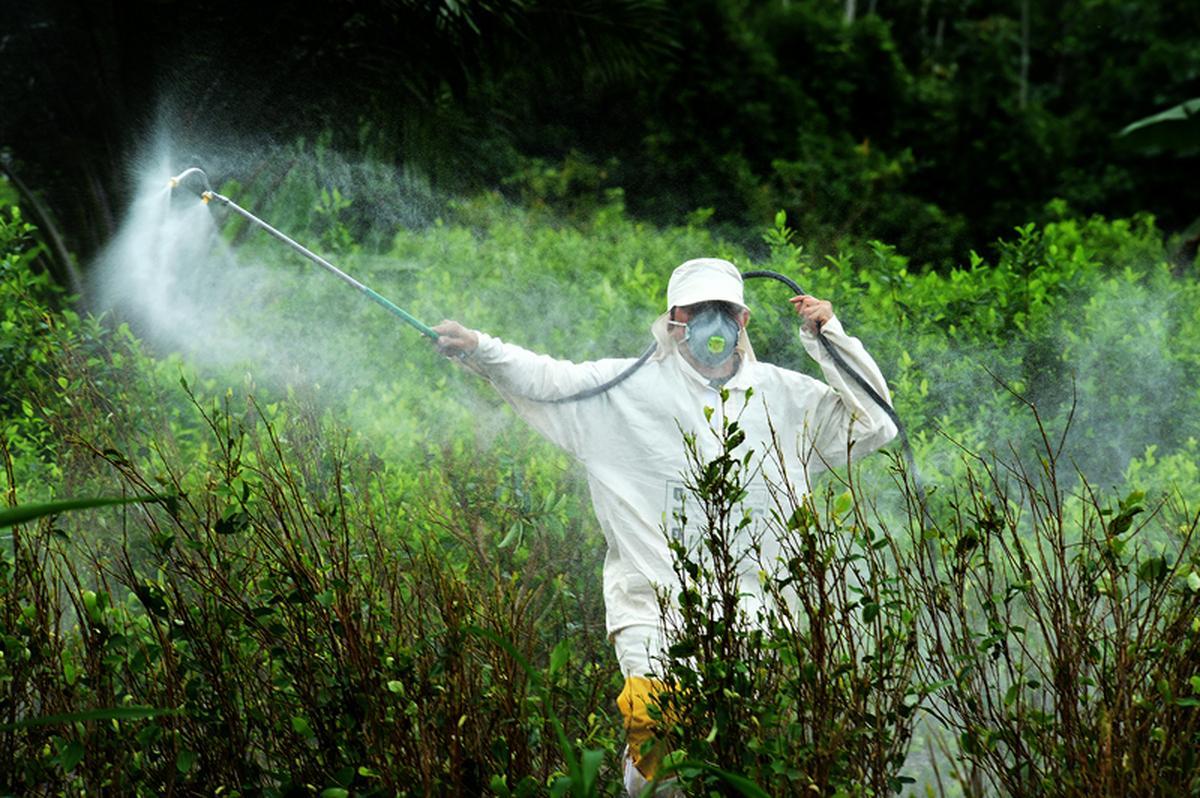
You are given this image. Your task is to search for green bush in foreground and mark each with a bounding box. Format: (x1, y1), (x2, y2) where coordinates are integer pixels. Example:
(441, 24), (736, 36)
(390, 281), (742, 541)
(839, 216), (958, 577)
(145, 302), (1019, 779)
(903, 406), (1200, 797)
(1, 384), (618, 796)
(652, 392), (919, 796)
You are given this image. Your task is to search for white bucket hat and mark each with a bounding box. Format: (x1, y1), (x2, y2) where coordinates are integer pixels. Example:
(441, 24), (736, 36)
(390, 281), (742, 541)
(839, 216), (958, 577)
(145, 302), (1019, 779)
(666, 258), (748, 312)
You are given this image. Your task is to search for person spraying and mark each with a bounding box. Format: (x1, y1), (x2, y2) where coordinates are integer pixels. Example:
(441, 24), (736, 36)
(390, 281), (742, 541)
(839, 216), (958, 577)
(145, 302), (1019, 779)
(433, 258), (897, 796)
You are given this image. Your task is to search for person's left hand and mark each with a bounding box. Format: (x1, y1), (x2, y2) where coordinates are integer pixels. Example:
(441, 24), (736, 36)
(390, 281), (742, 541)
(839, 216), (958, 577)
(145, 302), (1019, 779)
(789, 295), (833, 333)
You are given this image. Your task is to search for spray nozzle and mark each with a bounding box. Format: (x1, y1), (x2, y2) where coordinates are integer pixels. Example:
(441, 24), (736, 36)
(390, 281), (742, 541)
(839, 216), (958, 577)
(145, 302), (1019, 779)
(167, 167), (213, 199)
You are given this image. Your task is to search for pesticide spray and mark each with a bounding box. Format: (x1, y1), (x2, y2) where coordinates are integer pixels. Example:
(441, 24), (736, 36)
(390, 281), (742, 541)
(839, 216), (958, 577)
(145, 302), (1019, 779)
(168, 167), (438, 340)
(165, 166), (931, 524)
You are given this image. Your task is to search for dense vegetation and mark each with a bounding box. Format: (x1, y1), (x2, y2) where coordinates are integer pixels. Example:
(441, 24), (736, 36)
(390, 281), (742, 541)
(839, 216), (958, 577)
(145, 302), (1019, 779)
(4, 1), (1199, 794)
(4, 0), (1199, 284)
(3, 142), (1199, 794)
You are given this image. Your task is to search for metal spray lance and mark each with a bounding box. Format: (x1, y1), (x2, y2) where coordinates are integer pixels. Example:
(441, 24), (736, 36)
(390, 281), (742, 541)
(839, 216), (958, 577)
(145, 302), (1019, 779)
(167, 167), (438, 340)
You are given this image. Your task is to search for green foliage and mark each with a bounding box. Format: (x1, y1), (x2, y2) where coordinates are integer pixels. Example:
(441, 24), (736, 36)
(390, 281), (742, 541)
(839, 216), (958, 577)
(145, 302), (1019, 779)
(4, 172), (1200, 795)
(0, 202), (57, 416)
(903, 412), (1200, 796)
(10, 0), (1200, 271)
(651, 393), (920, 795)
(1, 381), (621, 795)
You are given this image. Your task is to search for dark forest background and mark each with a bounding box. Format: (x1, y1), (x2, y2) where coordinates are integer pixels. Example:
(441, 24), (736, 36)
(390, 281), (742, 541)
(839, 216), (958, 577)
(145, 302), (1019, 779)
(3, 0), (1199, 286)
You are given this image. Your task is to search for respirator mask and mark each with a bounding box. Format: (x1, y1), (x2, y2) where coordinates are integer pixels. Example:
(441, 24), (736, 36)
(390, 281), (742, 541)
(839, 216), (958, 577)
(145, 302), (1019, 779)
(669, 302), (741, 369)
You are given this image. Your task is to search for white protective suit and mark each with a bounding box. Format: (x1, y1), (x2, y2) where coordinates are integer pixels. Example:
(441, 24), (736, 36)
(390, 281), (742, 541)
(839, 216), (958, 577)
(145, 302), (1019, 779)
(463, 311), (898, 642)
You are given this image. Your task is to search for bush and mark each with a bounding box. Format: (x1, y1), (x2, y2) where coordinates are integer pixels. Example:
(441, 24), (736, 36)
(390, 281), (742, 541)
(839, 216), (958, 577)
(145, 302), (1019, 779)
(903, 406), (1200, 796)
(1, 381), (620, 796)
(651, 391), (920, 795)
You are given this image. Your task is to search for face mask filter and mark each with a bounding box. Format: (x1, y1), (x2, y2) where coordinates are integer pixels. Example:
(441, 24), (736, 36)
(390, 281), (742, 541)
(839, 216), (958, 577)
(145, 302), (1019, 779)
(671, 305), (741, 369)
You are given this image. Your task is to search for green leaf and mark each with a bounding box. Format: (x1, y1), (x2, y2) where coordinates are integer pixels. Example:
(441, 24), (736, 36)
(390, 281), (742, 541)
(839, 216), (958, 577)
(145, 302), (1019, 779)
(320, 790), (349, 798)
(549, 639), (570, 677)
(1187, 570), (1200, 592)
(921, 678), (956, 695)
(176, 749), (197, 773)
(549, 774), (573, 798)
(60, 741), (85, 773)
(82, 589), (104, 624)
(0, 495), (165, 529)
(490, 775), (511, 797)
(498, 522), (522, 549)
(1117, 98), (1200, 155)
(63, 658), (78, 686)
(659, 759), (769, 797)
(1137, 556), (1168, 583)
(292, 716), (314, 738)
(580, 748), (604, 795)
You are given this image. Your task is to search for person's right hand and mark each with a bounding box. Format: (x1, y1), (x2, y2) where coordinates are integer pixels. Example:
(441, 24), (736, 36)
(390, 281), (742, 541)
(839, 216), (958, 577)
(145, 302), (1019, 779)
(432, 320), (479, 357)
(789, 295), (833, 334)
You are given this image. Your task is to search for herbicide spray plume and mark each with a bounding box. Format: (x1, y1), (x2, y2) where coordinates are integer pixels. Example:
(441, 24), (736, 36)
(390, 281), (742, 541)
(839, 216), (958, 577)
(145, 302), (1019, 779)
(97, 160), (227, 343)
(91, 138), (526, 463)
(94, 147), (436, 396)
(168, 166), (438, 339)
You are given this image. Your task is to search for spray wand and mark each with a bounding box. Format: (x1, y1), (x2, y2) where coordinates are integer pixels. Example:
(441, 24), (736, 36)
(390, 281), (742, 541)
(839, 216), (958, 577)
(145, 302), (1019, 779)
(167, 167), (438, 340)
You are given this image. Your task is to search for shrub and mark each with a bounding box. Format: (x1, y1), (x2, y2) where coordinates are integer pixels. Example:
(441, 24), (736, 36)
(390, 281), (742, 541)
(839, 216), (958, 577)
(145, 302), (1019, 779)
(1, 382), (621, 796)
(903, 404), (1200, 796)
(650, 391), (921, 795)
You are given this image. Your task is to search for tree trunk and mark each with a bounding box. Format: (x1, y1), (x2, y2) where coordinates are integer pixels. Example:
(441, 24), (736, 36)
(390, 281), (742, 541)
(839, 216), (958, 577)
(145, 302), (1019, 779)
(1019, 0), (1031, 109)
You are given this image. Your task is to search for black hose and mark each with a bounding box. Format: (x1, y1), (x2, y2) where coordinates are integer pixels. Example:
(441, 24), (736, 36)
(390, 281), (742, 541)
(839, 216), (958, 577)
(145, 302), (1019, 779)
(539, 340), (659, 404)
(742, 270), (902, 431)
(542, 271), (896, 425)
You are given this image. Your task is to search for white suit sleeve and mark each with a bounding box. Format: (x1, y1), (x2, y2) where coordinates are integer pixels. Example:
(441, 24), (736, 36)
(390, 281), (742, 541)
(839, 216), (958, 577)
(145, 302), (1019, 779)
(461, 331), (629, 460)
(796, 315), (898, 469)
